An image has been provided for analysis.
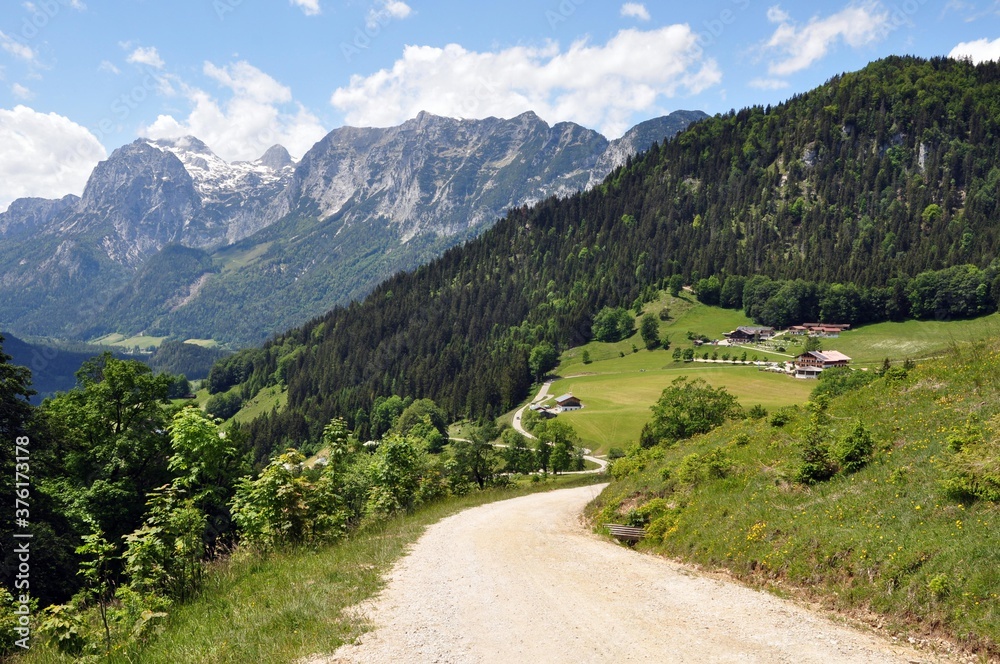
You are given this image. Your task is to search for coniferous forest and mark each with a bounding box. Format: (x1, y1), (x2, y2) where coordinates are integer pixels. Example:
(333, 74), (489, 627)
(212, 57), (1000, 455)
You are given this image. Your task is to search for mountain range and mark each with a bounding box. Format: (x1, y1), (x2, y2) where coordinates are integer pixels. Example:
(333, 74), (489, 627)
(203, 56), (1000, 454)
(0, 109), (706, 346)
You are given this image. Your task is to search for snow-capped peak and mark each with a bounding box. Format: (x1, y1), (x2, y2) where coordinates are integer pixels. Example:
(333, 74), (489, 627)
(147, 136), (295, 202)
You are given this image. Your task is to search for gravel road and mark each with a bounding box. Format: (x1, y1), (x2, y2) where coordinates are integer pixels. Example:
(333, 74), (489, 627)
(322, 484), (949, 664)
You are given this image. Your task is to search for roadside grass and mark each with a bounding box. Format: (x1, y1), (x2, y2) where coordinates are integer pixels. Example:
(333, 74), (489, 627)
(590, 340), (1000, 658)
(549, 367), (813, 454)
(25, 474), (604, 664)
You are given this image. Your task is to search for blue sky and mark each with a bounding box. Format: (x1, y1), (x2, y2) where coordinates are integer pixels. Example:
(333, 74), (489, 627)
(1, 0), (998, 210)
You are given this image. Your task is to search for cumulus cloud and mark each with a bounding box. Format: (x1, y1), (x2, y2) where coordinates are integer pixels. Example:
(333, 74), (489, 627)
(763, 3), (890, 76)
(0, 105), (106, 212)
(291, 0), (321, 15)
(950, 36), (1000, 63)
(99, 60), (120, 75)
(330, 26), (721, 138)
(141, 61), (327, 161)
(621, 3), (651, 21)
(367, 0), (413, 29)
(0, 31), (37, 63)
(127, 46), (165, 70)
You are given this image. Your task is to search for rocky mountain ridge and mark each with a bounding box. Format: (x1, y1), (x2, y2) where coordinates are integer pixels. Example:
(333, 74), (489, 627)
(0, 109), (707, 343)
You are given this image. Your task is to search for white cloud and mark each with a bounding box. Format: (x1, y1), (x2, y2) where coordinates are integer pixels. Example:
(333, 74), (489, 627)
(621, 3), (651, 21)
(0, 105), (106, 212)
(766, 5), (790, 23)
(141, 61), (327, 161)
(950, 36), (1000, 63)
(127, 46), (165, 70)
(11, 83), (32, 99)
(291, 0), (321, 15)
(331, 26), (721, 139)
(367, 0), (413, 29)
(748, 77), (789, 90)
(98, 60), (120, 75)
(763, 3), (890, 76)
(0, 31), (37, 63)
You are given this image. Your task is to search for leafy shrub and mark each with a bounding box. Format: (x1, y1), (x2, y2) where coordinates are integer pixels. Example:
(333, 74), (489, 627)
(833, 421), (876, 473)
(733, 432), (751, 447)
(123, 486), (207, 601)
(38, 604), (88, 656)
(676, 449), (731, 485)
(927, 573), (951, 600)
(941, 425), (1000, 503)
(747, 404), (768, 420)
(769, 409), (793, 427)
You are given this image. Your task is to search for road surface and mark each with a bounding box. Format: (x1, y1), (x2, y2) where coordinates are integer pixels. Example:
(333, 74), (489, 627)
(321, 485), (947, 664)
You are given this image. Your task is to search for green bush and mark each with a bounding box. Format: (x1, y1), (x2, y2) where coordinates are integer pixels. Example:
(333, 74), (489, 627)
(675, 449), (731, 486)
(833, 421), (876, 473)
(769, 409), (793, 427)
(38, 604), (88, 656)
(941, 427), (1000, 503)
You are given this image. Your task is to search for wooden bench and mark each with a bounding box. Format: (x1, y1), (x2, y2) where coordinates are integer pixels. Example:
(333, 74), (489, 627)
(606, 524), (645, 544)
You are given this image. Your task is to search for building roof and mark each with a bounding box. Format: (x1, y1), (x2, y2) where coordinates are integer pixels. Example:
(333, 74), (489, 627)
(798, 350), (852, 363)
(555, 394), (579, 404)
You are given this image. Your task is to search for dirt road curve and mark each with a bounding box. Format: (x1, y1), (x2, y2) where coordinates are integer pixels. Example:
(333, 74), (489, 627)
(323, 485), (947, 664)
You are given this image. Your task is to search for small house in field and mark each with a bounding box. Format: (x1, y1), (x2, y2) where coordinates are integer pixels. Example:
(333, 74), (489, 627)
(725, 326), (775, 343)
(794, 350), (851, 378)
(555, 394), (583, 411)
(529, 403), (554, 418)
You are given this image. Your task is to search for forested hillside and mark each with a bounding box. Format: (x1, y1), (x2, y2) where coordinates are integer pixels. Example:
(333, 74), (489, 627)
(214, 57), (1000, 454)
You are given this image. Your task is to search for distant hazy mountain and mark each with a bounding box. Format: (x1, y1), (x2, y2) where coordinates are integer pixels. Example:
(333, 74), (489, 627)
(0, 110), (706, 345)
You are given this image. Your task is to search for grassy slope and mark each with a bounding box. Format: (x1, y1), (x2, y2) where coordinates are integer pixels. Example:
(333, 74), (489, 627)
(543, 295), (813, 453)
(832, 313), (1000, 365)
(532, 297), (1000, 454)
(550, 368), (813, 453)
(25, 475), (603, 664)
(230, 385), (288, 426)
(590, 340), (1000, 656)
